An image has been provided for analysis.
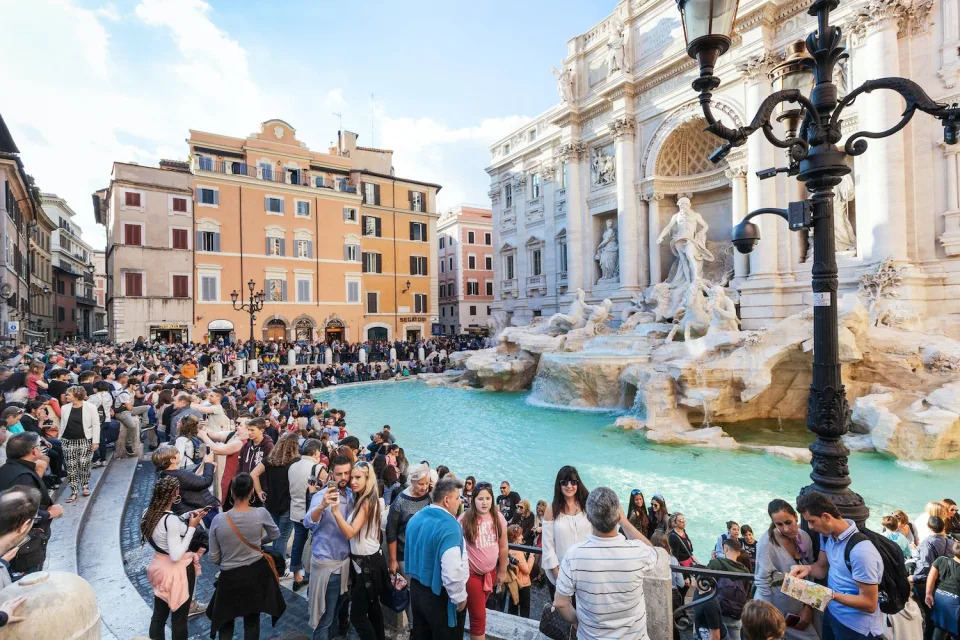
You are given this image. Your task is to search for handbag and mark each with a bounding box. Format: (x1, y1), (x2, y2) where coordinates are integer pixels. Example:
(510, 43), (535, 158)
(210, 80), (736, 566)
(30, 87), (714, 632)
(224, 514), (281, 583)
(539, 603), (575, 640)
(381, 573), (410, 613)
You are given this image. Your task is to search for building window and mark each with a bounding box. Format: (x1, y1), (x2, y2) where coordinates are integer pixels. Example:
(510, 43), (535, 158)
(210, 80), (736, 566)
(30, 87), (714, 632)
(532, 249), (542, 276)
(448, 283), (456, 297)
(559, 242), (569, 273)
(343, 207), (358, 222)
(197, 156), (213, 171)
(366, 291), (379, 313)
(346, 279), (360, 303)
(295, 239), (312, 258)
(124, 272), (143, 297)
(410, 256), (428, 275)
(485, 255), (492, 270)
(410, 191), (424, 212)
(259, 162), (273, 181)
(441, 307), (446, 317)
(171, 197), (188, 213)
(470, 305), (477, 315)
(264, 278), (287, 301)
(196, 187), (218, 206)
(414, 293), (427, 313)
(363, 182), (379, 205)
(486, 280), (493, 296)
(200, 275), (218, 301)
(295, 200), (310, 217)
(123, 224), (142, 246)
(362, 252), (382, 273)
(467, 281), (479, 295)
(439, 284), (446, 298)
(468, 255), (476, 270)
(344, 243), (360, 262)
(440, 261), (444, 274)
(265, 196), (284, 214)
(448, 256), (454, 271)
(171, 228), (189, 250)
(296, 279), (311, 302)
(439, 236), (445, 249)
(172, 275), (189, 298)
(124, 191), (141, 207)
(267, 237), (283, 256)
(503, 143), (510, 155)
(531, 173), (541, 198)
(467, 231), (475, 244)
(504, 184), (513, 208)
(485, 232), (491, 245)
(506, 255), (515, 280)
(409, 222), (427, 242)
(198, 231), (219, 252)
(362, 216), (381, 237)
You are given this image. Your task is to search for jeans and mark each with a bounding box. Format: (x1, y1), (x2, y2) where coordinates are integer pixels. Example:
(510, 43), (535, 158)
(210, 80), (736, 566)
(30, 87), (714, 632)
(290, 521), (310, 575)
(312, 572), (348, 640)
(93, 421), (120, 463)
(269, 511), (293, 559)
(722, 615), (742, 640)
(822, 607), (878, 640)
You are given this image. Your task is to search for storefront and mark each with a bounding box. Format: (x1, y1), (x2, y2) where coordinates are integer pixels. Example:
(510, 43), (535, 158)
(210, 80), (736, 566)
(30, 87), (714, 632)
(399, 316), (427, 342)
(151, 323), (188, 344)
(206, 319), (234, 344)
(324, 319), (344, 343)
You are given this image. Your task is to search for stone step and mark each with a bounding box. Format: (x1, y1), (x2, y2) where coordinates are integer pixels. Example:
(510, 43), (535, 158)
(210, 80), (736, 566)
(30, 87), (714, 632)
(46, 455), (113, 575)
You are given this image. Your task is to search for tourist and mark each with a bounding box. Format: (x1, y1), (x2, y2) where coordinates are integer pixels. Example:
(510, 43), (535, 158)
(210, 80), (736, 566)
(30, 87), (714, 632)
(553, 486), (658, 638)
(882, 515), (913, 558)
(174, 416), (203, 468)
(304, 454), (353, 640)
(330, 460), (387, 640)
(207, 473), (285, 639)
(740, 525), (758, 565)
(791, 491), (884, 640)
(381, 465), (401, 507)
(199, 419), (249, 504)
(512, 499), (535, 545)
(669, 513), (698, 567)
(708, 537), (752, 640)
(113, 375), (143, 458)
(152, 444), (219, 527)
(916, 501), (948, 543)
(923, 539), (960, 640)
(58, 385), (99, 504)
(496, 480), (521, 522)
(190, 388), (231, 432)
(461, 475), (475, 508)
(239, 418), (274, 477)
(533, 500), (547, 546)
(141, 476), (205, 640)
(0, 432), (63, 573)
(404, 475), (468, 638)
(0, 487), (38, 627)
(650, 493), (670, 535)
(288, 438), (327, 591)
(627, 489), (650, 536)
(741, 601), (787, 640)
(696, 569), (730, 640)
(459, 481), (509, 640)
(754, 498), (817, 640)
(90, 381), (118, 468)
(386, 463), (432, 575)
(1, 407), (24, 435)
(652, 530), (688, 623)
(912, 516), (951, 640)
(395, 447), (409, 484)
(542, 465), (590, 598)
(251, 432), (300, 557)
(505, 524), (534, 618)
(715, 521), (741, 558)
(893, 509), (919, 550)
(941, 499), (960, 536)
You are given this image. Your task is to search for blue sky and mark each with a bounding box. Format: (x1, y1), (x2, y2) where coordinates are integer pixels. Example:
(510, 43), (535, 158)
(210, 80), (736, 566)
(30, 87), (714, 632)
(1, 0), (615, 248)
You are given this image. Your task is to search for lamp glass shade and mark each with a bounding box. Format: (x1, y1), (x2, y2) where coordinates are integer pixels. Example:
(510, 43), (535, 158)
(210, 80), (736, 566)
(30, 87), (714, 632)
(678, 0), (739, 46)
(230, 290), (239, 303)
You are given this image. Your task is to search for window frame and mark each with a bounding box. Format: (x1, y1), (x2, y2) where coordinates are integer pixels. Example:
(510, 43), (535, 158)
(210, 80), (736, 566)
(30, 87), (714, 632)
(295, 199), (311, 218)
(265, 195), (285, 216)
(170, 273), (190, 299)
(366, 290), (379, 314)
(346, 278), (361, 304)
(198, 271), (221, 302)
(169, 194), (190, 215)
(413, 293), (428, 314)
(196, 186), (219, 207)
(170, 227), (191, 250)
(123, 271), (145, 297)
(123, 222), (144, 247)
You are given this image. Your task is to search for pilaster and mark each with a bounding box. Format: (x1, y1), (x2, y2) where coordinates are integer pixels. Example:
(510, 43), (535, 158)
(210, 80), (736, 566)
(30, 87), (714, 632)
(611, 117), (640, 290)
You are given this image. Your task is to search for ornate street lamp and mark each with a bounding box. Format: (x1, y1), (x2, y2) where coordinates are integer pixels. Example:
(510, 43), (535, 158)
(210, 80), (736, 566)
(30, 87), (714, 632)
(677, 0), (960, 524)
(231, 278), (265, 349)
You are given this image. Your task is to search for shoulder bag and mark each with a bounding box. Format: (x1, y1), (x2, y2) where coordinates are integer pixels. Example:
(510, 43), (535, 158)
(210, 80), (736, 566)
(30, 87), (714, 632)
(224, 514), (284, 583)
(539, 603), (575, 640)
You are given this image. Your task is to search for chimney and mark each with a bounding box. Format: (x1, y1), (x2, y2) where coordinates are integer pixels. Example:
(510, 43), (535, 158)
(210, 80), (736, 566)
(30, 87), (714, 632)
(338, 130), (358, 156)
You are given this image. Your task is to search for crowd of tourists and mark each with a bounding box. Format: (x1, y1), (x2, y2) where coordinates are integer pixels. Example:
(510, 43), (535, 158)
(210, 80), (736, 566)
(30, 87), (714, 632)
(0, 339), (957, 640)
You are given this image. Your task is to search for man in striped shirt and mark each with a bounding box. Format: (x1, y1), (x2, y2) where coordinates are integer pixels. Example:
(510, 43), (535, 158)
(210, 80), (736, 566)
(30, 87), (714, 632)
(554, 486), (659, 639)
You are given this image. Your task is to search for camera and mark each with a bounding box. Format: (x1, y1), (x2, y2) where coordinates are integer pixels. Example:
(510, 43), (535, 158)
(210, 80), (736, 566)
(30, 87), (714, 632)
(709, 143), (732, 164)
(307, 476), (318, 486)
(732, 220), (761, 254)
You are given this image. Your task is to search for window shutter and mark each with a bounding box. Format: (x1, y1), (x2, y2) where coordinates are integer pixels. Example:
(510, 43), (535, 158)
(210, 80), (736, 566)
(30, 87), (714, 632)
(409, 255), (416, 274)
(361, 215), (368, 233)
(361, 253), (368, 273)
(374, 184), (381, 205)
(266, 237), (271, 255)
(360, 182), (366, 203)
(375, 218), (382, 237)
(409, 223), (415, 241)
(345, 245), (350, 262)
(281, 280), (288, 301)
(279, 199), (285, 213)
(376, 253), (382, 273)
(213, 233), (220, 252)
(196, 231), (202, 249)
(422, 258), (428, 276)
(265, 279), (270, 297)
(420, 192), (426, 211)
(307, 241), (313, 258)
(213, 190), (219, 205)
(279, 239), (285, 256)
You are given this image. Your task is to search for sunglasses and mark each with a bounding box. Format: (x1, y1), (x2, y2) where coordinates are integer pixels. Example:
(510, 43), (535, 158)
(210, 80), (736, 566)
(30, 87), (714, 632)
(560, 479), (578, 487)
(355, 461), (370, 469)
(475, 482), (493, 490)
(631, 489), (643, 496)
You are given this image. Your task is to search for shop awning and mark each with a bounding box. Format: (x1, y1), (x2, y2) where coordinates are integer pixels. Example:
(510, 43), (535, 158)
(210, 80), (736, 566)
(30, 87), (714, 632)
(207, 319), (234, 331)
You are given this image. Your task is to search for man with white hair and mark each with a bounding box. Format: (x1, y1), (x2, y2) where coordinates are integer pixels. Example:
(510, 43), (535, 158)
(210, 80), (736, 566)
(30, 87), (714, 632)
(554, 486), (659, 639)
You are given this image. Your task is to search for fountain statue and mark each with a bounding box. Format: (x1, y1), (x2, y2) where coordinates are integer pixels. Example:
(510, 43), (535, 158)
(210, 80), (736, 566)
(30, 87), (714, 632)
(547, 288), (589, 333)
(657, 197), (714, 291)
(665, 282), (711, 342)
(552, 65), (575, 104)
(707, 285), (740, 332)
(595, 219), (619, 284)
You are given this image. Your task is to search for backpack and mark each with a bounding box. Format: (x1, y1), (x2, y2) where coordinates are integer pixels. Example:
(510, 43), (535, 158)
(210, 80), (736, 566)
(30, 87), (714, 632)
(717, 576), (749, 619)
(95, 394), (108, 425)
(842, 527), (911, 614)
(188, 436), (204, 464)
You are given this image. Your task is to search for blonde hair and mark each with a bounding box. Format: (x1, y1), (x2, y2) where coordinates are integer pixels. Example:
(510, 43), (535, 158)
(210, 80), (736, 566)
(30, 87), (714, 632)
(151, 444), (179, 471)
(66, 385), (88, 402)
(348, 462), (381, 538)
(925, 501), (947, 520)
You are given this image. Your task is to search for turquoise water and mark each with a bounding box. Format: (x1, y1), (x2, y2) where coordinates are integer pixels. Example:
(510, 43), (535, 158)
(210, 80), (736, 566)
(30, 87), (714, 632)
(318, 382), (958, 556)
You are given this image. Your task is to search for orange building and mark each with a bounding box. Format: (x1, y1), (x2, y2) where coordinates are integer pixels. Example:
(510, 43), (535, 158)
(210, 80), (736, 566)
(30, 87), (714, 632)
(188, 120), (440, 344)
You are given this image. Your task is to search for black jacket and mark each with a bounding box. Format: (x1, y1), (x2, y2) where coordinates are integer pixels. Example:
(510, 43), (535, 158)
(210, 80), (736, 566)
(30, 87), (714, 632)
(0, 458), (53, 521)
(160, 463), (220, 513)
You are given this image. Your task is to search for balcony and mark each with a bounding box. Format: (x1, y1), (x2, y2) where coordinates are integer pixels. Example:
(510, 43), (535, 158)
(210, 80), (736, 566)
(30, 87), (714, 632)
(501, 279), (517, 296)
(194, 158), (358, 194)
(76, 295), (97, 307)
(526, 274), (545, 287)
(557, 271), (568, 284)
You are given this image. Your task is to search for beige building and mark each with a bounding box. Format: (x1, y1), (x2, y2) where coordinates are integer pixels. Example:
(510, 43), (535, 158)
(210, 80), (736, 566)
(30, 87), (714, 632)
(93, 161), (195, 343)
(0, 114), (37, 343)
(437, 206), (494, 335)
(28, 204), (55, 339)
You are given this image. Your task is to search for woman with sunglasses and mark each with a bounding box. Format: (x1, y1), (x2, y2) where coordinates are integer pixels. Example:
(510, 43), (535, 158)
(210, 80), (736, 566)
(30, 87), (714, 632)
(626, 490), (650, 537)
(542, 465), (590, 598)
(331, 461), (387, 640)
(649, 494), (670, 536)
(512, 499), (536, 546)
(459, 481), (509, 640)
(461, 476), (476, 509)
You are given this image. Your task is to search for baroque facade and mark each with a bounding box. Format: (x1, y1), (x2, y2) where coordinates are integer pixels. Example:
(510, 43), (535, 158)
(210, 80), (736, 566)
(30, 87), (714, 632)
(487, 0), (960, 331)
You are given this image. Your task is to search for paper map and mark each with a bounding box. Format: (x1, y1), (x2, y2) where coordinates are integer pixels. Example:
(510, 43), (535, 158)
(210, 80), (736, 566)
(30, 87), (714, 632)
(781, 575), (834, 611)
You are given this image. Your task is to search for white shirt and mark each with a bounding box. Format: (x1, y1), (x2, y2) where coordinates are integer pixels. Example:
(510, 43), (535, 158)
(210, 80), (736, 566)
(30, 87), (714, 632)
(542, 509), (590, 584)
(150, 512), (196, 563)
(348, 498), (385, 556)
(428, 505), (469, 605)
(555, 534), (658, 640)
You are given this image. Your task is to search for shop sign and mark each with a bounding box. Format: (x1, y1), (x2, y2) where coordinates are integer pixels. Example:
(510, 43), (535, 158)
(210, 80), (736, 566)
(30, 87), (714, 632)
(398, 316), (426, 323)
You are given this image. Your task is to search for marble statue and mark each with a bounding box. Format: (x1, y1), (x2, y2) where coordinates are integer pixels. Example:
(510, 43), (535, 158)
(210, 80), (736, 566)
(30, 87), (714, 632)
(657, 197), (714, 288)
(595, 220), (619, 283)
(552, 66), (575, 103)
(585, 298), (614, 327)
(547, 288), (589, 332)
(592, 147), (615, 186)
(607, 21), (627, 73)
(834, 173), (857, 252)
(707, 285), (740, 332)
(666, 282), (711, 342)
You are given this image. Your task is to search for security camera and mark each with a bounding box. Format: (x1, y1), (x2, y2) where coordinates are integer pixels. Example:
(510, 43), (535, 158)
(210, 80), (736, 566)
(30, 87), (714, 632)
(709, 143), (732, 164)
(756, 167), (779, 180)
(946, 123), (959, 146)
(732, 220), (761, 254)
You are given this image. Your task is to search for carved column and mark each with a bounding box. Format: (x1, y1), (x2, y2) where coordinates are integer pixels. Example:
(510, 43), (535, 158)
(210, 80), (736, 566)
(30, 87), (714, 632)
(724, 166), (749, 283)
(647, 193), (666, 284)
(637, 193), (650, 287)
(611, 118), (640, 290)
(740, 54), (780, 279)
(850, 5), (908, 261)
(558, 141), (586, 293)
(938, 143), (960, 255)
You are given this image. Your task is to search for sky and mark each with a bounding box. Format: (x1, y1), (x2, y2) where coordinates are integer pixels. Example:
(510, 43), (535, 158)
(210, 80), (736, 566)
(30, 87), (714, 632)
(0, 0), (616, 250)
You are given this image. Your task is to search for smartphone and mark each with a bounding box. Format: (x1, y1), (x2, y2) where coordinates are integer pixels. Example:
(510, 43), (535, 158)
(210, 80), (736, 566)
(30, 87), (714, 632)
(785, 614), (801, 628)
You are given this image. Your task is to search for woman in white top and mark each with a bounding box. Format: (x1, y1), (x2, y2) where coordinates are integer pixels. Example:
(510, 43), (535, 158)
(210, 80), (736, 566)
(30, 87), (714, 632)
(915, 501), (948, 544)
(331, 460), (387, 640)
(142, 476), (205, 640)
(58, 386), (101, 503)
(541, 465), (590, 598)
(173, 415), (201, 470)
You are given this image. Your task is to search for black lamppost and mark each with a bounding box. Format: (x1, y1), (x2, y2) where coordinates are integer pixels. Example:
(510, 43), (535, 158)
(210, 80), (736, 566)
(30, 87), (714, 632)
(676, 0), (960, 524)
(231, 279), (265, 350)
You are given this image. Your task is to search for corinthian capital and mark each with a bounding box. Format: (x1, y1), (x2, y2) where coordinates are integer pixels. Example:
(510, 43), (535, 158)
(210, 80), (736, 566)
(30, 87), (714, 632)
(724, 165), (747, 180)
(736, 52), (779, 81)
(609, 117), (636, 141)
(846, 0), (934, 40)
(558, 141), (587, 161)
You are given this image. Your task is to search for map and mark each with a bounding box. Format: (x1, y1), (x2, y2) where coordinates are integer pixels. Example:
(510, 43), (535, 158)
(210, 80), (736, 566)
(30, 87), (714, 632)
(781, 575), (834, 611)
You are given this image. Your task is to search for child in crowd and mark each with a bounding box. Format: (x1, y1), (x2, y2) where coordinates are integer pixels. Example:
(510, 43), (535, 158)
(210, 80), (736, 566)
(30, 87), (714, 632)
(882, 514), (913, 558)
(741, 601), (786, 640)
(505, 524), (534, 618)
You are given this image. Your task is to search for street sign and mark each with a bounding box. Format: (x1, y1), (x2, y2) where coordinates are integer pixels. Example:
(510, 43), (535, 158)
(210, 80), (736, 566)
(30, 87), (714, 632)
(7, 321), (19, 334)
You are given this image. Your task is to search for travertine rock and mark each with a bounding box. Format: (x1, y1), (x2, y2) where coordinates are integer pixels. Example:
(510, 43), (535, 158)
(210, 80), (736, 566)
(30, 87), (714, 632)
(0, 571), (100, 639)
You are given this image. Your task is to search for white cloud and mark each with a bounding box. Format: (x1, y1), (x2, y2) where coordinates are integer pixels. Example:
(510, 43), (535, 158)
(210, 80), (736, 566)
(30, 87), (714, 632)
(326, 88), (347, 109)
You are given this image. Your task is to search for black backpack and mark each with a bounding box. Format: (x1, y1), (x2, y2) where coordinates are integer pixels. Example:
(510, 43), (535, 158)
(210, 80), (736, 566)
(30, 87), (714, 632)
(717, 576), (749, 619)
(842, 527), (911, 614)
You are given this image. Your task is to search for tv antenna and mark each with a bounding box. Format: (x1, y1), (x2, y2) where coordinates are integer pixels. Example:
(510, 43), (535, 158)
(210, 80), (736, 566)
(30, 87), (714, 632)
(370, 93), (376, 148)
(333, 112), (343, 133)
